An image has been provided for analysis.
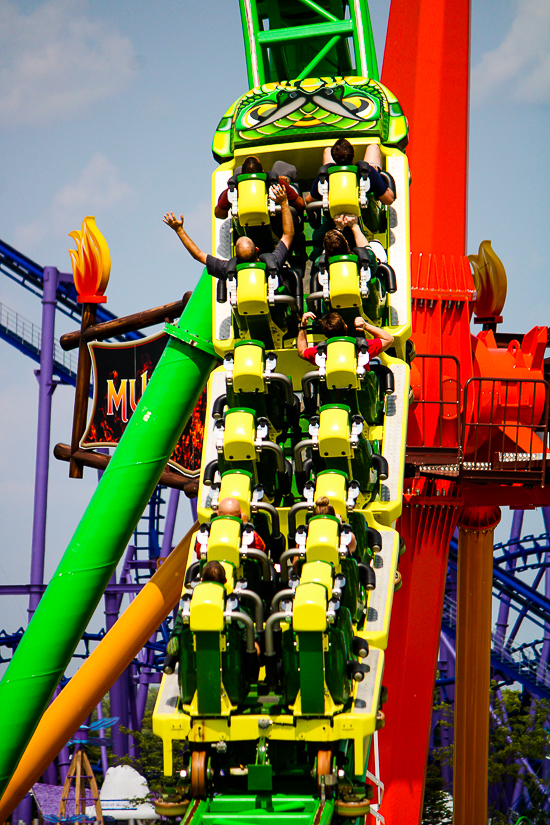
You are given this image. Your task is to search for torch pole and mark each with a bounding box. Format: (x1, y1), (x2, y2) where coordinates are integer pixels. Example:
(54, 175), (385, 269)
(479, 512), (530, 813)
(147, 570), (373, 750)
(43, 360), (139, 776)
(69, 302), (97, 478)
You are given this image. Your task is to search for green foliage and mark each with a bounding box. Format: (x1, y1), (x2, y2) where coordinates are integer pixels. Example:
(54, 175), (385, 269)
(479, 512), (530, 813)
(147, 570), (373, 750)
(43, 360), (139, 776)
(114, 686), (164, 795)
(487, 686), (550, 825)
(423, 684), (550, 825)
(421, 762), (453, 824)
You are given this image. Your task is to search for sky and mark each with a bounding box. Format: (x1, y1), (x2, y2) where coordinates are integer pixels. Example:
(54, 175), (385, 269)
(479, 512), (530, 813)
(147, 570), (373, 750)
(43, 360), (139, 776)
(0, 0), (549, 645)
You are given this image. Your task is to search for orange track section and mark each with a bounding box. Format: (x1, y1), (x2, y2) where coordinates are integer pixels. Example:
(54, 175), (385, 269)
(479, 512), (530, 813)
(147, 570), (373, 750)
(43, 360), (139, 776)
(0, 521), (198, 822)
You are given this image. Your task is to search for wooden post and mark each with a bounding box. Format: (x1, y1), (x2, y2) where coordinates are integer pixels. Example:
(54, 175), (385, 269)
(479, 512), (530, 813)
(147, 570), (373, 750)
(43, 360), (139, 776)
(58, 748), (103, 824)
(453, 505), (500, 825)
(69, 303), (97, 478)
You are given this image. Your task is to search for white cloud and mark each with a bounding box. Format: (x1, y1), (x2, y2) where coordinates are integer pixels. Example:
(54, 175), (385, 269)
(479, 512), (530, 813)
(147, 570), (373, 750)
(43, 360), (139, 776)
(14, 152), (133, 249)
(0, 0), (137, 125)
(471, 0), (550, 104)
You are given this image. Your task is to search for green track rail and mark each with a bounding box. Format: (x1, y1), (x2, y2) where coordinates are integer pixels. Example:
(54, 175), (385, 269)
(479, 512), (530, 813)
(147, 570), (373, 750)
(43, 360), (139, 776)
(238, 0), (378, 86)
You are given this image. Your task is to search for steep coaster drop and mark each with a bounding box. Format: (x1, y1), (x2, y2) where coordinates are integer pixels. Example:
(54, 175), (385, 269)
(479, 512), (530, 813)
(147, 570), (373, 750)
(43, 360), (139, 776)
(152, 7), (411, 820)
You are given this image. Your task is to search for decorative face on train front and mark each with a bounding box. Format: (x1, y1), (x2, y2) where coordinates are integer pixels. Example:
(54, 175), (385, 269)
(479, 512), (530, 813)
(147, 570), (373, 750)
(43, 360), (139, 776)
(213, 76), (408, 160)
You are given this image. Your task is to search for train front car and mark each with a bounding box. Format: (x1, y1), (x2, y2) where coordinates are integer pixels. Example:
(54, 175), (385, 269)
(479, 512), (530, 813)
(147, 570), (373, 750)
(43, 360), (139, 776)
(153, 76), (411, 823)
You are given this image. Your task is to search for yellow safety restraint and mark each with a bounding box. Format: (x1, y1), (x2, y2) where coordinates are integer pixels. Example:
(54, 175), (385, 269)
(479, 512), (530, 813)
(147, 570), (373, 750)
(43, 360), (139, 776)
(300, 560), (333, 600)
(190, 582), (225, 632)
(223, 408), (256, 462)
(218, 470), (253, 521)
(236, 262), (268, 316)
(306, 515), (340, 567)
(293, 582), (328, 632)
(327, 165), (360, 218)
(328, 255), (362, 310)
(325, 336), (359, 390)
(314, 470), (348, 520)
(237, 173), (270, 226)
(206, 515), (242, 568)
(232, 340), (265, 393)
(318, 404), (352, 458)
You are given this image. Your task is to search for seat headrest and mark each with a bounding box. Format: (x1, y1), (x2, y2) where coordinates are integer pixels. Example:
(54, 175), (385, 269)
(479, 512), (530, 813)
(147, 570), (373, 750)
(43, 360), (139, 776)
(271, 160), (297, 181)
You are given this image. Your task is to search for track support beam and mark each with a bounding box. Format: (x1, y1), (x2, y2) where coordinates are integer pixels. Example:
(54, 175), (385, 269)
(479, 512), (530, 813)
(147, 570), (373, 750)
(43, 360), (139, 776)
(454, 505), (501, 825)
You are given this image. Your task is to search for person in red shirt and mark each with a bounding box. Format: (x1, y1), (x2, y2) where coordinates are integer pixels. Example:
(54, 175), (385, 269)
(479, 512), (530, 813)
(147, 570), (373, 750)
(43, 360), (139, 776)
(297, 311), (394, 367)
(214, 155), (305, 219)
(218, 496), (266, 554)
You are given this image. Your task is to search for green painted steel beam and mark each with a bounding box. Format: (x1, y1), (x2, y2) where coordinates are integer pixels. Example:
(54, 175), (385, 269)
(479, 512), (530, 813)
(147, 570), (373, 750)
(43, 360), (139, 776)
(296, 0), (339, 24)
(296, 35), (341, 80)
(257, 20), (354, 44)
(0, 269), (218, 796)
(239, 0), (378, 87)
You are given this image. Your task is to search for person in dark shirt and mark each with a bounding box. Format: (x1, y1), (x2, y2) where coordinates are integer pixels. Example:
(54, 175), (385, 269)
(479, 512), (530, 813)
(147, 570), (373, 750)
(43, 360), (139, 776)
(214, 155), (305, 219)
(305, 138), (394, 207)
(163, 182), (294, 278)
(297, 311), (394, 366)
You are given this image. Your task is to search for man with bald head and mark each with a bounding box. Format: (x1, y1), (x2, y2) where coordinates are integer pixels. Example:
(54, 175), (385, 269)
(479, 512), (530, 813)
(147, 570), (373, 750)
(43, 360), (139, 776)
(163, 181), (294, 279)
(217, 496), (266, 554)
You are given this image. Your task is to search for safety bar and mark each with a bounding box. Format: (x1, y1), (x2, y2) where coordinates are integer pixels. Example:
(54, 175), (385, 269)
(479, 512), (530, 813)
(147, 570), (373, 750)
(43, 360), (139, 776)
(372, 454), (389, 481)
(302, 370), (319, 399)
(203, 460), (219, 486)
(234, 586), (264, 631)
(288, 502), (311, 542)
(283, 268), (304, 315)
(377, 262), (397, 294)
(241, 548), (271, 581)
(259, 440), (286, 473)
(358, 562), (376, 591)
(212, 394), (227, 420)
(369, 362), (394, 395)
(184, 561), (200, 586)
(273, 295), (299, 313)
(270, 589), (296, 613)
(380, 170), (397, 200)
(251, 501), (280, 538)
(367, 526), (382, 554)
(279, 548), (304, 585)
(306, 291), (325, 309)
(268, 372), (295, 406)
(265, 611), (291, 656)
(294, 439), (316, 473)
(224, 610), (256, 654)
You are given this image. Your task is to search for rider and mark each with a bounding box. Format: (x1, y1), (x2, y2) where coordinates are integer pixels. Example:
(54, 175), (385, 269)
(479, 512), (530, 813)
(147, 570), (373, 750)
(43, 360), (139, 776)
(214, 155), (305, 219)
(163, 181), (294, 279)
(297, 311), (394, 366)
(305, 138), (394, 207)
(217, 496), (266, 554)
(162, 560), (227, 674)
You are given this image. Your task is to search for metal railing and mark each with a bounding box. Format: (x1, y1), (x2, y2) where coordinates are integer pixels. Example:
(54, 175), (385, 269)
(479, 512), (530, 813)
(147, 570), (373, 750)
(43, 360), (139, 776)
(461, 376), (550, 485)
(0, 302), (77, 379)
(406, 354), (462, 469)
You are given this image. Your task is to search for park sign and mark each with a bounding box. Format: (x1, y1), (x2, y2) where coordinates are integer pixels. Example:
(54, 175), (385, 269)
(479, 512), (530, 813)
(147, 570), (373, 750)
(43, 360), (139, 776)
(81, 330), (206, 478)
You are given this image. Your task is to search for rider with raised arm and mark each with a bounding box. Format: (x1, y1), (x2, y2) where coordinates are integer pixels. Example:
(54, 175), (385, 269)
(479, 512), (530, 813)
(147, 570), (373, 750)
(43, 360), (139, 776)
(163, 182), (295, 278)
(297, 311), (394, 366)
